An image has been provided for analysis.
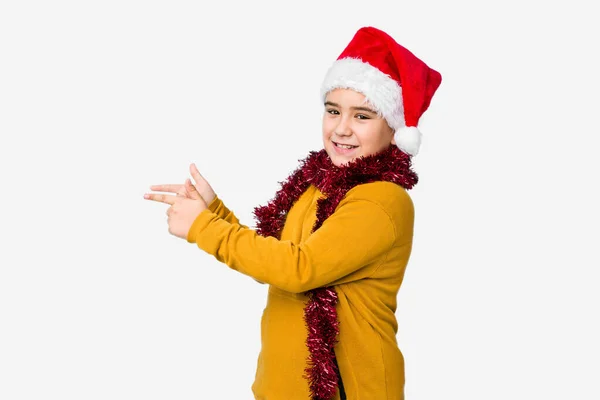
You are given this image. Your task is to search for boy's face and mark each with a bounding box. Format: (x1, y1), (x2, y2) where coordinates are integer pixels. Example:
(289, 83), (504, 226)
(322, 88), (395, 167)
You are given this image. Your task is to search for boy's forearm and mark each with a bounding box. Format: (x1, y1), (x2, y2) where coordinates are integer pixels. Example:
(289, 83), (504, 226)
(207, 195), (249, 229)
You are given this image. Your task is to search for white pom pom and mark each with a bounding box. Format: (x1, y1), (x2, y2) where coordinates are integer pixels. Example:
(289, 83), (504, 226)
(394, 126), (422, 156)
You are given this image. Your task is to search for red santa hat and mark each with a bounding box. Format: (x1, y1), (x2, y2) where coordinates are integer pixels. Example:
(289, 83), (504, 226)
(320, 26), (442, 156)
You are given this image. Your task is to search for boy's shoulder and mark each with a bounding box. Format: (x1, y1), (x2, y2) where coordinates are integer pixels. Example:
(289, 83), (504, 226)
(343, 181), (414, 215)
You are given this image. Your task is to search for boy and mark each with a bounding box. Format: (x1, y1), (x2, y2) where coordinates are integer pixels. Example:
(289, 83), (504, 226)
(145, 26), (441, 400)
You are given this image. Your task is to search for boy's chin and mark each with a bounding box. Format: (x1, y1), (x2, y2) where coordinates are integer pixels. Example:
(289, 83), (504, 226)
(327, 153), (357, 167)
(325, 145), (361, 166)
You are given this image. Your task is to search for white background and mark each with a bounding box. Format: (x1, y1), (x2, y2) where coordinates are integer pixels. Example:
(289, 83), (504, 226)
(1, 0), (599, 399)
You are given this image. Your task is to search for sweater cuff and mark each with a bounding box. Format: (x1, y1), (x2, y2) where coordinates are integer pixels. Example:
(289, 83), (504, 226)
(186, 209), (219, 244)
(207, 195), (222, 213)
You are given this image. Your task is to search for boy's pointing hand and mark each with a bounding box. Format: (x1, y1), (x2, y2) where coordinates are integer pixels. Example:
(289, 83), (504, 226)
(145, 177), (207, 240)
(149, 163), (215, 204)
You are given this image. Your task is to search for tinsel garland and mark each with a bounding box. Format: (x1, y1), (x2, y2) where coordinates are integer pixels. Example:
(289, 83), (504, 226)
(253, 145), (418, 399)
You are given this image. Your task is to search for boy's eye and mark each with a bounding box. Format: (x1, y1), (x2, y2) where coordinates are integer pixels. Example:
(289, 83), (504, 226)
(326, 108), (339, 115)
(356, 114), (370, 120)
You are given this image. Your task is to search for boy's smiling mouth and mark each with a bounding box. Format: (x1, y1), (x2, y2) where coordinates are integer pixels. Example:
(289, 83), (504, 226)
(333, 141), (358, 150)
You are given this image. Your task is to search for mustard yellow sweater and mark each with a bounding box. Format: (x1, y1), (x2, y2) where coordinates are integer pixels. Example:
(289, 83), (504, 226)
(187, 181), (414, 400)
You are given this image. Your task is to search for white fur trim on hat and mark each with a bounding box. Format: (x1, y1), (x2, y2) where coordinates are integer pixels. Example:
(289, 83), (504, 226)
(394, 126), (422, 156)
(320, 57), (405, 132)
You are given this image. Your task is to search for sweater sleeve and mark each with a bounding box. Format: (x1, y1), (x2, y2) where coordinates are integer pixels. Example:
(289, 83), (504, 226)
(206, 195), (248, 229)
(187, 196), (397, 293)
(207, 195), (264, 283)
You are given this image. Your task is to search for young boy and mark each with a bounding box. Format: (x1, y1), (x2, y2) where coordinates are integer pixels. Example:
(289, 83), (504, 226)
(145, 26), (441, 400)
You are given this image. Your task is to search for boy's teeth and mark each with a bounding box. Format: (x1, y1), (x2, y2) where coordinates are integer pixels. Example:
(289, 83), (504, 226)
(336, 143), (355, 149)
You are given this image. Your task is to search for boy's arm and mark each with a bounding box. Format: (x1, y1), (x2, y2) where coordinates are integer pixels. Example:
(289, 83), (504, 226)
(207, 195), (266, 284)
(187, 190), (411, 293)
(206, 195), (248, 229)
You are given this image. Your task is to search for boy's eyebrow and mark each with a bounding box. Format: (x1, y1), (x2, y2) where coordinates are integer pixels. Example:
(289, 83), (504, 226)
(324, 101), (377, 114)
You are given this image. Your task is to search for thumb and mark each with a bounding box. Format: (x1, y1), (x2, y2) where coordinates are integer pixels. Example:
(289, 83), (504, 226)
(184, 178), (202, 200)
(190, 163), (212, 189)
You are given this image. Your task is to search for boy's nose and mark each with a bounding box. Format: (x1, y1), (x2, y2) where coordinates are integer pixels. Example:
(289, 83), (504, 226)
(334, 119), (352, 136)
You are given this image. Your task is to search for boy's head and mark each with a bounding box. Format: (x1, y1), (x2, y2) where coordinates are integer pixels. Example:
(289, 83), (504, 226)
(320, 26), (441, 165)
(322, 88), (396, 167)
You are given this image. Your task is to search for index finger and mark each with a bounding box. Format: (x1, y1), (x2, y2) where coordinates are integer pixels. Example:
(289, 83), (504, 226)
(149, 184), (183, 193)
(144, 193), (177, 205)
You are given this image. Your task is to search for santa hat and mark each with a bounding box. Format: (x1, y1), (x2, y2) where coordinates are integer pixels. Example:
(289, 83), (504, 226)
(320, 26), (442, 156)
